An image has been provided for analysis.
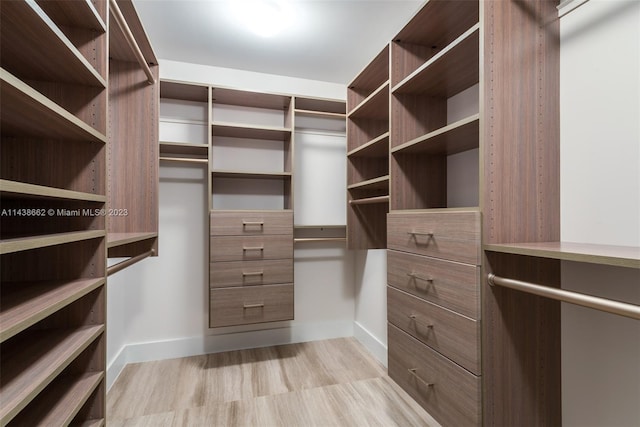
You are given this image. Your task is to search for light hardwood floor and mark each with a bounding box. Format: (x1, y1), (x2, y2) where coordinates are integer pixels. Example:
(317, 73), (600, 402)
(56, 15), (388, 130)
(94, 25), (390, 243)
(107, 337), (440, 426)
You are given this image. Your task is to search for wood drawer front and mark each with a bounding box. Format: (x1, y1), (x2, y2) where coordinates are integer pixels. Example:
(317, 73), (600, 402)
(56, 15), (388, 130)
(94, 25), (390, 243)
(387, 211), (480, 265)
(209, 284), (294, 327)
(387, 249), (479, 319)
(210, 259), (293, 288)
(210, 235), (293, 262)
(388, 324), (481, 427)
(210, 211), (293, 236)
(388, 286), (480, 374)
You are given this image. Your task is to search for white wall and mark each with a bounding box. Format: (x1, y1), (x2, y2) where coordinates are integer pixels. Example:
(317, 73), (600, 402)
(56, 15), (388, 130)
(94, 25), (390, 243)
(560, 0), (640, 425)
(107, 61), (353, 388)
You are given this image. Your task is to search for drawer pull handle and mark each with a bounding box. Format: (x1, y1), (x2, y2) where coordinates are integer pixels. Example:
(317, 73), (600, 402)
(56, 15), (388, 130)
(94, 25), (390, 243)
(243, 246), (265, 251)
(243, 221), (264, 227)
(408, 368), (434, 388)
(243, 303), (265, 309)
(407, 231), (433, 237)
(408, 314), (434, 330)
(242, 271), (264, 277)
(407, 272), (434, 283)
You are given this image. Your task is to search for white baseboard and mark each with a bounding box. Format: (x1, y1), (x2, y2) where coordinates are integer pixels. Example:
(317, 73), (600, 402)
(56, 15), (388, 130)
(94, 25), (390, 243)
(107, 320), (354, 391)
(353, 321), (387, 367)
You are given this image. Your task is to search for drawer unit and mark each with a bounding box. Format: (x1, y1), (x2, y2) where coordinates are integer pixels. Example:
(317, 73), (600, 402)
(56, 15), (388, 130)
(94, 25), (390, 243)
(387, 210), (480, 265)
(388, 286), (480, 374)
(387, 249), (480, 319)
(210, 211), (293, 236)
(210, 259), (294, 288)
(210, 235), (293, 262)
(209, 284), (294, 327)
(388, 324), (481, 427)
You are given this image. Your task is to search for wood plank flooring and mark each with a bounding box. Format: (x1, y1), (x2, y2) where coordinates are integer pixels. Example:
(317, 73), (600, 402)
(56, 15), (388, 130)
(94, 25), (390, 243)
(107, 337), (439, 426)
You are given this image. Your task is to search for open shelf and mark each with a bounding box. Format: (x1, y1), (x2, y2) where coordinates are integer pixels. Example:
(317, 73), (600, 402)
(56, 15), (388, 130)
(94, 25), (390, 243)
(212, 87), (291, 110)
(294, 96), (346, 115)
(392, 114), (479, 154)
(348, 44), (389, 111)
(0, 230), (105, 255)
(485, 242), (640, 269)
(212, 170), (292, 180)
(212, 122), (292, 141)
(0, 278), (105, 343)
(348, 81), (389, 120)
(347, 132), (389, 158)
(391, 0), (479, 86)
(7, 371), (103, 427)
(393, 24), (480, 96)
(0, 180), (106, 203)
(0, 325), (104, 425)
(159, 142), (208, 158)
(0, 0), (106, 87)
(107, 232), (158, 249)
(160, 80), (208, 102)
(35, 0), (106, 33)
(0, 69), (107, 144)
(348, 175), (390, 191)
(349, 195), (390, 206)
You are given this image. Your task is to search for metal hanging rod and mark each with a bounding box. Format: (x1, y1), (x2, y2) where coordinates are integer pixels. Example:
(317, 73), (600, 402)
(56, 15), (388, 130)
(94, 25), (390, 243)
(109, 0), (155, 85)
(159, 156), (208, 164)
(294, 237), (347, 243)
(107, 249), (155, 276)
(487, 273), (640, 320)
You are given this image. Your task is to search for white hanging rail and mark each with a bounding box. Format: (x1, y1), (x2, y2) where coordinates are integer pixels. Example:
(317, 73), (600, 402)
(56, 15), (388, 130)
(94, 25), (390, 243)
(159, 156), (208, 164)
(487, 273), (640, 320)
(109, 0), (155, 85)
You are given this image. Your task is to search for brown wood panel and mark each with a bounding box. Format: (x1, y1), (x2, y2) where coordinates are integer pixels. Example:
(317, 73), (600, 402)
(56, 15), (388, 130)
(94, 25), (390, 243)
(392, 114), (479, 155)
(210, 259), (293, 288)
(210, 211), (293, 236)
(347, 132), (389, 158)
(388, 324), (481, 426)
(347, 118), (389, 151)
(107, 61), (159, 246)
(210, 235), (293, 262)
(209, 284), (294, 327)
(212, 87), (291, 110)
(36, 0), (106, 31)
(348, 156), (388, 187)
(390, 152), (446, 211)
(391, 41), (436, 88)
(388, 286), (480, 374)
(347, 44), (389, 111)
(387, 249), (480, 319)
(347, 202), (388, 250)
(348, 83), (389, 120)
(387, 210), (480, 264)
(391, 92), (446, 148)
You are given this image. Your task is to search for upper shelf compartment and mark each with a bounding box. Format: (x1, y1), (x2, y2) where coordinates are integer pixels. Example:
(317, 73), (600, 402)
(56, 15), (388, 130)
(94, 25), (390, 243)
(348, 44), (389, 113)
(0, 0), (106, 87)
(212, 87), (291, 110)
(160, 80), (209, 102)
(391, 0), (479, 87)
(35, 0), (106, 32)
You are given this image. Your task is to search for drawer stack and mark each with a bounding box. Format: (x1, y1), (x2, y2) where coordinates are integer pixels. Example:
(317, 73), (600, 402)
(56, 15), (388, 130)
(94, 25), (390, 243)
(387, 210), (481, 426)
(209, 211), (294, 327)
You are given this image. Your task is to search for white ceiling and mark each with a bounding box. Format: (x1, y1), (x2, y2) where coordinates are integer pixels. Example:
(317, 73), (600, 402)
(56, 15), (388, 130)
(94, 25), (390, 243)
(132, 0), (423, 84)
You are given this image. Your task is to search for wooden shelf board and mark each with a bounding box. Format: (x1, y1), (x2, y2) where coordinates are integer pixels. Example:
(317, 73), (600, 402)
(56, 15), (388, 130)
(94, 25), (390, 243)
(159, 142), (208, 157)
(294, 97), (345, 114)
(212, 170), (292, 180)
(160, 80), (209, 102)
(77, 419), (105, 427)
(348, 132), (390, 158)
(35, 0), (106, 33)
(0, 69), (107, 144)
(212, 122), (292, 141)
(389, 206), (480, 214)
(0, 325), (104, 425)
(212, 87), (291, 110)
(485, 242), (640, 269)
(0, 180), (106, 203)
(348, 175), (390, 191)
(392, 114), (479, 154)
(0, 230), (105, 255)
(295, 109), (346, 119)
(393, 24), (479, 97)
(0, 278), (105, 343)
(1, 0), (106, 87)
(348, 81), (389, 120)
(107, 232), (158, 249)
(349, 195), (390, 206)
(8, 371), (103, 427)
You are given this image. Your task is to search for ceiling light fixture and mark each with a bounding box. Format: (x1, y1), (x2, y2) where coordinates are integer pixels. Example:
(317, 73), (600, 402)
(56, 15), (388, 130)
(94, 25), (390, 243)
(230, 0), (293, 38)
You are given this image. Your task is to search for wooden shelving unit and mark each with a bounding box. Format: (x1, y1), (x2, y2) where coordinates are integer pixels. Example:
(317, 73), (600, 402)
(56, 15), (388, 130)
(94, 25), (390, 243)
(346, 44), (390, 250)
(107, 0), (159, 258)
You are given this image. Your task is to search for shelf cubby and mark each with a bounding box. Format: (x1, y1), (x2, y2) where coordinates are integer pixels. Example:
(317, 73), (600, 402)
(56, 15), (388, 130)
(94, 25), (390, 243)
(295, 96), (346, 117)
(159, 142), (209, 159)
(348, 175), (390, 192)
(212, 122), (292, 141)
(0, 180), (106, 203)
(347, 132), (389, 158)
(348, 45), (389, 110)
(392, 114), (479, 155)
